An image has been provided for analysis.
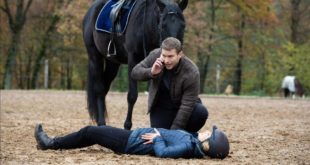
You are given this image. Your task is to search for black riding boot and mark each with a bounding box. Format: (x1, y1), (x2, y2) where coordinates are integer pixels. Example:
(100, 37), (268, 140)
(34, 124), (58, 150)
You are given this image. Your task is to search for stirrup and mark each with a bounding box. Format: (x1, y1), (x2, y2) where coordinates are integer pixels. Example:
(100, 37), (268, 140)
(107, 40), (117, 57)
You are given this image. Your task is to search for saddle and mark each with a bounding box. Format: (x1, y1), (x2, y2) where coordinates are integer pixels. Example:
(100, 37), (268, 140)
(108, 0), (135, 56)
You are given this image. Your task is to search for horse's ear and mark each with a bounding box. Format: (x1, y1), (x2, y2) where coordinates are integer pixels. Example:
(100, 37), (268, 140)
(156, 0), (167, 12)
(178, 0), (188, 11)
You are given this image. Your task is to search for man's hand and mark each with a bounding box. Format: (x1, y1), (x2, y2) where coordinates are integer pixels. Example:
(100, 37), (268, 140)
(141, 128), (161, 144)
(151, 58), (164, 76)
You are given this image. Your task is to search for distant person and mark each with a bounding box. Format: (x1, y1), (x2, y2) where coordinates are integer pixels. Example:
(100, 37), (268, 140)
(131, 37), (208, 132)
(281, 76), (305, 98)
(34, 124), (229, 159)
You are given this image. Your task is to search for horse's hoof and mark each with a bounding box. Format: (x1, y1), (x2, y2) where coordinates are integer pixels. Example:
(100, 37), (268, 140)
(124, 122), (132, 130)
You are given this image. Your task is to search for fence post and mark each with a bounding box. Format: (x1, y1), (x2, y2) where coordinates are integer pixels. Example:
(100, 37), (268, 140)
(216, 64), (221, 94)
(44, 59), (49, 89)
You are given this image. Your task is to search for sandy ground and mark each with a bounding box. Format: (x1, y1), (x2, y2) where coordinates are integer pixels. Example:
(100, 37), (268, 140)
(1, 90), (310, 165)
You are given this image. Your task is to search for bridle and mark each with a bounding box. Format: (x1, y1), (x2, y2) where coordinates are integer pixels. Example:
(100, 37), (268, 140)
(142, 1), (181, 58)
(158, 11), (179, 45)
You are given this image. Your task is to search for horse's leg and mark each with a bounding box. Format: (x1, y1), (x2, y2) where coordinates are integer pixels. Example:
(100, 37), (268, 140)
(124, 61), (138, 130)
(88, 55), (120, 126)
(83, 0), (116, 126)
(102, 61), (120, 100)
(98, 61), (119, 125)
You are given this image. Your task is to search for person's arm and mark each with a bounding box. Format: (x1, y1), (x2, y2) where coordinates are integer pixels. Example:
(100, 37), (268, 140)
(131, 49), (161, 81)
(152, 136), (192, 158)
(141, 129), (192, 158)
(171, 71), (200, 130)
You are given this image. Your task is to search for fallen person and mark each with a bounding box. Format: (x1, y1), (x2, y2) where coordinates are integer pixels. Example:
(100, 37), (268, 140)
(34, 124), (229, 159)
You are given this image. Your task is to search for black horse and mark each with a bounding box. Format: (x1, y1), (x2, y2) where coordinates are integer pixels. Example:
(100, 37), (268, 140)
(83, 0), (188, 129)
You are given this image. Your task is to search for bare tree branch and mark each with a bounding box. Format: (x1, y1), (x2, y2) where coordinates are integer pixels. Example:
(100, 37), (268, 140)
(225, 0), (239, 8)
(3, 0), (14, 29)
(0, 5), (6, 12)
(215, 0), (224, 11)
(21, 0), (33, 25)
(23, 0), (33, 16)
(299, 2), (310, 16)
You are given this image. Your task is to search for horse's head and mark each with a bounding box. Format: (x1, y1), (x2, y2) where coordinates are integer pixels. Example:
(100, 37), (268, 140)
(294, 79), (305, 97)
(157, 0), (187, 43)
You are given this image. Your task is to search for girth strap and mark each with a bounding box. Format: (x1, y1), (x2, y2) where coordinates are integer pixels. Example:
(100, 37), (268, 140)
(108, 0), (126, 57)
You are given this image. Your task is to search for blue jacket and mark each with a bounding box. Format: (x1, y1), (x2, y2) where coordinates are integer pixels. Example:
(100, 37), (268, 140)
(124, 128), (205, 158)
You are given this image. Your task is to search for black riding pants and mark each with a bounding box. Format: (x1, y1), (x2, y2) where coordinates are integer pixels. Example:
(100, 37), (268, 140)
(150, 102), (209, 132)
(54, 125), (132, 153)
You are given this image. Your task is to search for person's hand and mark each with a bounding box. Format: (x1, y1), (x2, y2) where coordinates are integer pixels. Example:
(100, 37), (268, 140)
(141, 128), (161, 144)
(151, 58), (164, 76)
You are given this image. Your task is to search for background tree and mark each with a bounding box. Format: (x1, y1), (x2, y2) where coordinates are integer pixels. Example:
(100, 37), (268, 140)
(280, 0), (310, 93)
(0, 0), (309, 96)
(31, 14), (59, 88)
(55, 0), (91, 89)
(184, 0), (224, 93)
(1, 0), (33, 89)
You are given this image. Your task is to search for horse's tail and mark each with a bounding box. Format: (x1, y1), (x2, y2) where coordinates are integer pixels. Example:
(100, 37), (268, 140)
(86, 70), (98, 123)
(86, 64), (108, 125)
(83, 0), (108, 125)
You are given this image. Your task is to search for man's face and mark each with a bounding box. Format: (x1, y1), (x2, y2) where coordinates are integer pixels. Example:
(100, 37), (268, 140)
(160, 48), (182, 70)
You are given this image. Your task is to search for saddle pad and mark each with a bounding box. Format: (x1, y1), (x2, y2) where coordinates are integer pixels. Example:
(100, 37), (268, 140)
(95, 0), (137, 34)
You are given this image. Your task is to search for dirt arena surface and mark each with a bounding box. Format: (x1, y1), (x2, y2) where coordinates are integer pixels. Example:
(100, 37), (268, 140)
(1, 90), (309, 164)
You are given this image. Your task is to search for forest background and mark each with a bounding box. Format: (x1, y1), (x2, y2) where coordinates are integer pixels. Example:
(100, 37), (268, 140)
(1, 0), (309, 96)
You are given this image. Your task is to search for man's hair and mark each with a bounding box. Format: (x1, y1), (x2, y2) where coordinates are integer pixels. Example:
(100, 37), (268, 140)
(161, 37), (182, 53)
